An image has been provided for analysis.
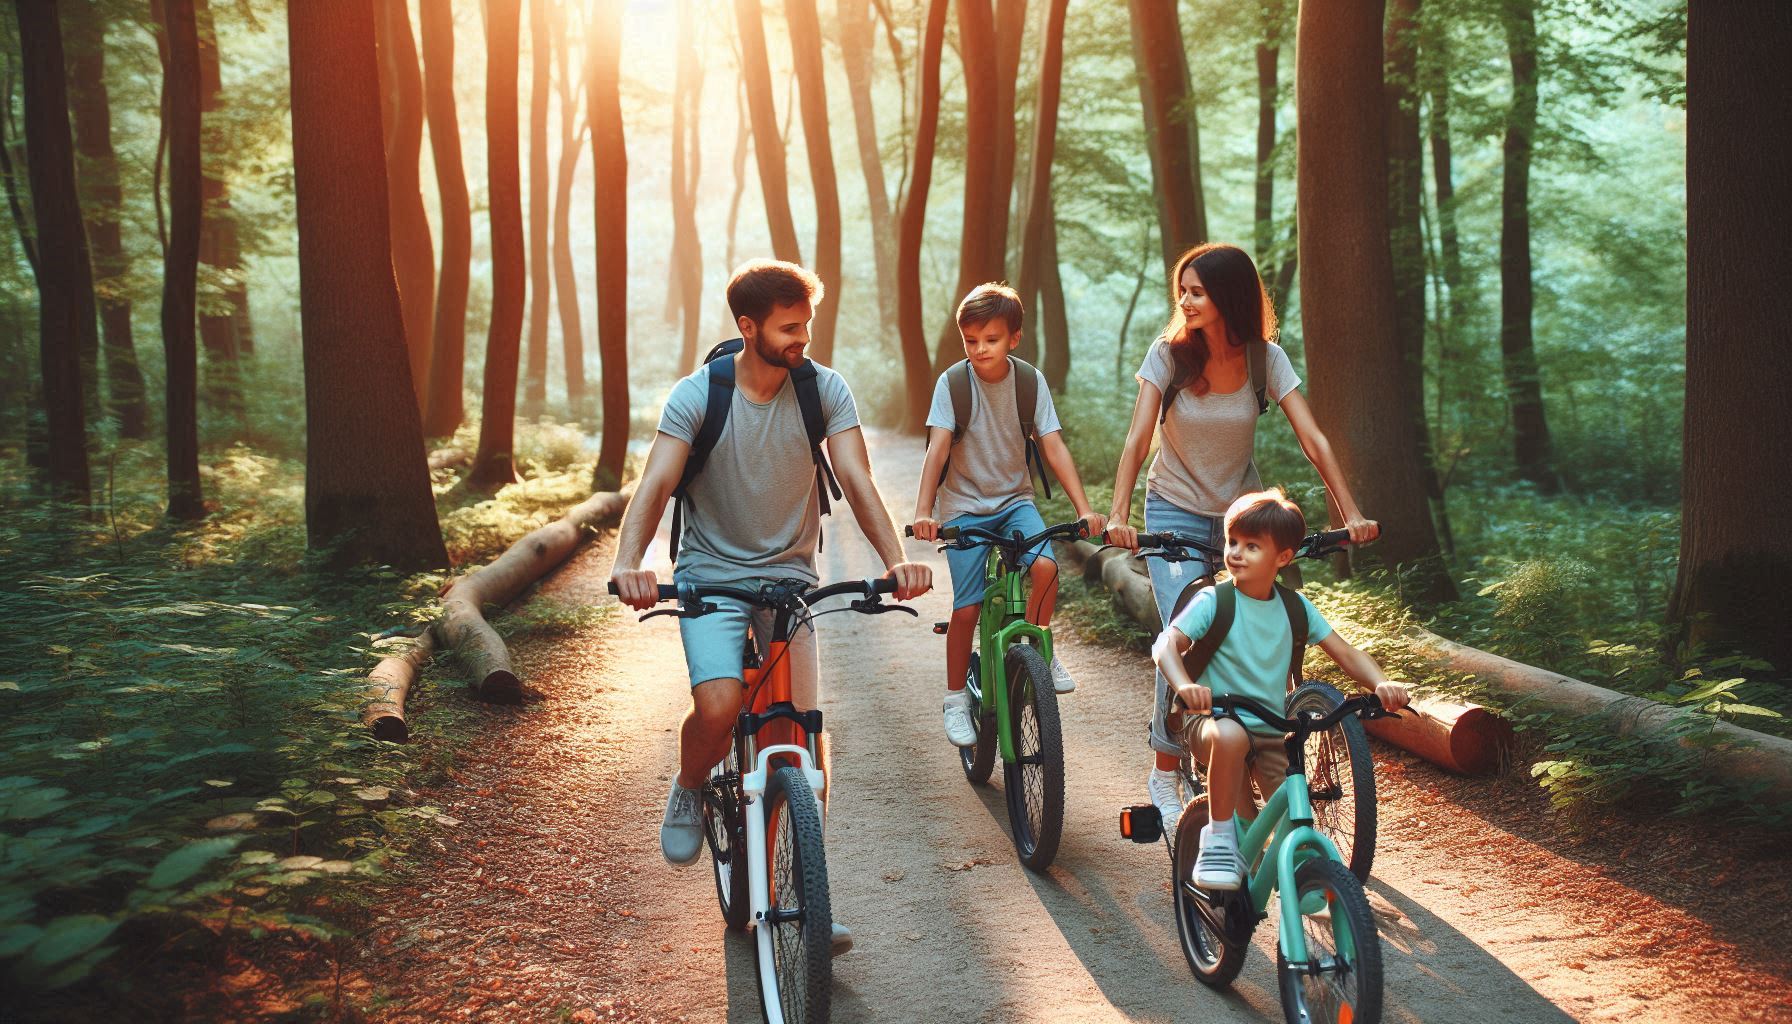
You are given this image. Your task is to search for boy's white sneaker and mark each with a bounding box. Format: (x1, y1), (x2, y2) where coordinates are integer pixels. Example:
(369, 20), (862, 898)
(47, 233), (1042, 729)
(1194, 823), (1245, 891)
(942, 690), (978, 747)
(1147, 768), (1184, 837)
(1050, 658), (1076, 694)
(830, 922), (853, 957)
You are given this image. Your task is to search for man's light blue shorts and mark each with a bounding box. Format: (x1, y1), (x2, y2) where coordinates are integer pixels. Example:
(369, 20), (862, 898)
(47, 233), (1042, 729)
(944, 500), (1056, 610)
(675, 593), (818, 693)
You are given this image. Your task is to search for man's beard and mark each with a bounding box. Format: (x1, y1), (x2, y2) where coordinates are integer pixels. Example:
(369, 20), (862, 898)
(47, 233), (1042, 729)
(753, 334), (805, 369)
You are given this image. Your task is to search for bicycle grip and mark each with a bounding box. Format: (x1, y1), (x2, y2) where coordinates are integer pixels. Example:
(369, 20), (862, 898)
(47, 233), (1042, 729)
(870, 576), (900, 595)
(1315, 528), (1351, 548)
(940, 525), (961, 541)
(606, 580), (618, 595)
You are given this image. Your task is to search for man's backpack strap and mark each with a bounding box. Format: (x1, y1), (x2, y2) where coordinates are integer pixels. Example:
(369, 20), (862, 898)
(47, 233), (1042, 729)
(789, 361), (844, 527)
(669, 343), (741, 561)
(1178, 581), (1236, 685)
(1159, 339), (1272, 423)
(1275, 582), (1308, 686)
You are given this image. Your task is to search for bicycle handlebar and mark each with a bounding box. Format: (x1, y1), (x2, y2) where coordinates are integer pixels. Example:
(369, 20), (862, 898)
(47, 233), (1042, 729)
(605, 575), (899, 610)
(905, 519), (1089, 550)
(1124, 527), (1356, 562)
(1179, 692), (1398, 735)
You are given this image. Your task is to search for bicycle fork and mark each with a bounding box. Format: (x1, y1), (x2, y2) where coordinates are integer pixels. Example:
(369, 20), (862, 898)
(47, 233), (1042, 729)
(742, 742), (826, 1024)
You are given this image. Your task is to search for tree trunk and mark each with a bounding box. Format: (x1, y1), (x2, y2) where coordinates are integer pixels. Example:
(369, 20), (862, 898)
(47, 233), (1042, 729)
(64, 7), (148, 440)
(1127, 0), (1208, 276)
(589, 0), (629, 490)
(837, 0), (897, 334)
(1498, 0), (1558, 493)
(159, 0), (202, 517)
(1016, 0), (1066, 373)
(993, 0), (1026, 265)
(784, 0), (841, 364)
(193, 0), (245, 401)
(1424, 16), (1467, 443)
(898, 0), (948, 432)
(669, 0), (703, 377)
(1671, 4), (1792, 670)
(288, 0), (447, 571)
(1040, 196), (1069, 390)
(733, 0), (801, 264)
(929, 0), (1007, 373)
(725, 73), (749, 276)
(522, 0), (551, 417)
(375, 0), (435, 411)
(468, 0), (526, 492)
(552, 0), (587, 410)
(419, 0), (470, 438)
(1295, 0), (1454, 604)
(15, 0), (93, 504)
(1253, 0), (1288, 279)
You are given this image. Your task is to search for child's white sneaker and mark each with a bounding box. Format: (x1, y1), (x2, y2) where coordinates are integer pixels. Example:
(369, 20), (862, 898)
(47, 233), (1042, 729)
(1147, 768), (1184, 837)
(1050, 658), (1076, 694)
(942, 690), (978, 747)
(1194, 822), (1245, 891)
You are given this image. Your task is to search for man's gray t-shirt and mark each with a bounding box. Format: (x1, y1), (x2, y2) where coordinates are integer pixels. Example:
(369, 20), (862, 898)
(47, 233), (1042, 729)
(658, 359), (860, 585)
(1136, 337), (1300, 516)
(925, 360), (1062, 521)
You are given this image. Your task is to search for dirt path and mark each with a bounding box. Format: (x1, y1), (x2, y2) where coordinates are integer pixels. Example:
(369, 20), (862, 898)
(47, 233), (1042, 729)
(358, 431), (1792, 1023)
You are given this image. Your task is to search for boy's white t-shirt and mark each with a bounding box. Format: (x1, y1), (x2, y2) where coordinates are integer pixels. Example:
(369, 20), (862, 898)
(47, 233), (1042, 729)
(1171, 584), (1334, 736)
(925, 361), (1061, 522)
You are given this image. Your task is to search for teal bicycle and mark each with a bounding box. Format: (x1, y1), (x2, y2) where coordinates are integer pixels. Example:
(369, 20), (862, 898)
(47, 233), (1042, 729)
(1122, 692), (1401, 1024)
(910, 519), (1088, 870)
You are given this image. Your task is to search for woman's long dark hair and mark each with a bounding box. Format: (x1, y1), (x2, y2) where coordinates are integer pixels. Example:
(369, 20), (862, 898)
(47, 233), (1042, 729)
(1159, 243), (1278, 397)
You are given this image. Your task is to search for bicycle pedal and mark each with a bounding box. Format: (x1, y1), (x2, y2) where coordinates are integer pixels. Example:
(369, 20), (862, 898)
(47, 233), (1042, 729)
(932, 621), (949, 635)
(1119, 804), (1163, 843)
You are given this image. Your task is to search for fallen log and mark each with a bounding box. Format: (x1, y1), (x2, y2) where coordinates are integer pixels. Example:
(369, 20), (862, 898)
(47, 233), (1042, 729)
(427, 446), (470, 471)
(361, 487), (631, 739)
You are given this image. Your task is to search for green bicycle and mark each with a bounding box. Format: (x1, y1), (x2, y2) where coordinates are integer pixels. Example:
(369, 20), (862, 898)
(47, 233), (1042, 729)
(910, 519), (1088, 870)
(1122, 692), (1401, 1024)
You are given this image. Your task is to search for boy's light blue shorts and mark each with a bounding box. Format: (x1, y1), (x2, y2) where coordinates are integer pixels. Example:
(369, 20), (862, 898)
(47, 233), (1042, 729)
(944, 500), (1056, 610)
(675, 591), (818, 694)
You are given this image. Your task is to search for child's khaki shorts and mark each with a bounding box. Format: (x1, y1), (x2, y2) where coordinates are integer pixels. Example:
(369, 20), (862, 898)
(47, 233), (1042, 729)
(1186, 717), (1290, 814)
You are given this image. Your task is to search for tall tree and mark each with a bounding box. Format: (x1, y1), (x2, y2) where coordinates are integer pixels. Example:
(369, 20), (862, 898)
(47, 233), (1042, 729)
(588, 0), (629, 489)
(375, 0), (435, 409)
(1038, 195), (1070, 388)
(287, 0), (447, 570)
(193, 0), (245, 396)
(724, 73), (749, 273)
(1423, 13), (1469, 411)
(161, 0), (202, 518)
(1296, 0), (1454, 604)
(1128, 0), (1208, 276)
(837, 0), (897, 333)
(65, 6), (148, 439)
(898, 0), (948, 431)
(784, 0), (841, 364)
(551, 0), (587, 409)
(468, 0), (526, 492)
(1670, 5), (1792, 670)
(419, 0), (470, 438)
(522, 0), (551, 416)
(14, 0), (92, 504)
(1253, 0), (1290, 286)
(1015, 0), (1067, 383)
(1498, 0), (1559, 492)
(733, 0), (801, 264)
(668, 0), (703, 376)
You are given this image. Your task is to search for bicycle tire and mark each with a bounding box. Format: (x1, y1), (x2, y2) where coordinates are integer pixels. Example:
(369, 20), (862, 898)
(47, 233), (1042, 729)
(1171, 797), (1251, 987)
(757, 765), (832, 1024)
(958, 656), (997, 785)
(1002, 642), (1065, 871)
(1287, 681), (1378, 882)
(705, 749), (750, 931)
(1276, 857), (1383, 1024)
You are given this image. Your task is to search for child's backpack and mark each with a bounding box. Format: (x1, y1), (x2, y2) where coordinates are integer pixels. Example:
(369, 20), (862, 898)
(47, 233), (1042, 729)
(668, 338), (842, 563)
(1177, 580), (1309, 690)
(1159, 337), (1270, 423)
(937, 355), (1053, 499)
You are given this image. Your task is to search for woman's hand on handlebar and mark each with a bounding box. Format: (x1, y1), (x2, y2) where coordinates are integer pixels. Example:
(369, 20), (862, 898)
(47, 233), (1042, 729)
(1344, 515), (1380, 546)
(1104, 523), (1140, 551)
(910, 517), (942, 542)
(1173, 681), (1213, 715)
(611, 568), (660, 611)
(1372, 679), (1410, 713)
(884, 561), (933, 602)
(1077, 511), (1108, 539)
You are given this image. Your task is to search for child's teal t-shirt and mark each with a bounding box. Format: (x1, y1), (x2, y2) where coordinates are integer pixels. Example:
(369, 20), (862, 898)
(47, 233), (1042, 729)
(1170, 585), (1334, 735)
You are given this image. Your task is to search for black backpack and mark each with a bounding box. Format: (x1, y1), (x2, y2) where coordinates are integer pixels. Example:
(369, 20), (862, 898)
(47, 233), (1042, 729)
(668, 338), (843, 563)
(937, 356), (1053, 499)
(1160, 337), (1270, 424)
(1177, 580), (1309, 690)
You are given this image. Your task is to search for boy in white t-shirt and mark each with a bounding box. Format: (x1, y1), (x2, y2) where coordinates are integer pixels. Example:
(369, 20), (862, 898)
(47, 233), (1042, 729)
(1152, 488), (1409, 890)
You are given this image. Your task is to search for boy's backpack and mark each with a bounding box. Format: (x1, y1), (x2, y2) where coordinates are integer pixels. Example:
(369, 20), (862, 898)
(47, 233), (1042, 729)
(668, 338), (843, 563)
(1159, 337), (1270, 424)
(1177, 580), (1309, 691)
(937, 356), (1053, 499)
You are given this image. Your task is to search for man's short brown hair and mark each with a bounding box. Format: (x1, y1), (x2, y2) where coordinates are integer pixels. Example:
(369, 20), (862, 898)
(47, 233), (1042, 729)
(1223, 488), (1306, 554)
(727, 259), (825, 326)
(955, 282), (1024, 334)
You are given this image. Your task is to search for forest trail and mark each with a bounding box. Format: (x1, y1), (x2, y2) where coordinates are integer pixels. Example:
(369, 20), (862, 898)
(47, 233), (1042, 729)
(356, 431), (1792, 1024)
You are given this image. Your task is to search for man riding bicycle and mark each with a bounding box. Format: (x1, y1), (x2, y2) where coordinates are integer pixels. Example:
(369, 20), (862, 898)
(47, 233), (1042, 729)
(608, 259), (932, 956)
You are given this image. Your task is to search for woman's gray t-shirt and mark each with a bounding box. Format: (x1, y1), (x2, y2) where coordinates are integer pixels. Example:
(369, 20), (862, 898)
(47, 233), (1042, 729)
(1135, 337), (1300, 516)
(657, 360), (860, 585)
(924, 361), (1062, 522)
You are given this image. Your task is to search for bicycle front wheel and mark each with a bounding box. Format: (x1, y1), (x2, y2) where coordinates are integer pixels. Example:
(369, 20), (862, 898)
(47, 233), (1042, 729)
(1288, 681), (1378, 882)
(1276, 857), (1383, 1024)
(705, 750), (750, 931)
(1002, 642), (1064, 871)
(757, 765), (832, 1024)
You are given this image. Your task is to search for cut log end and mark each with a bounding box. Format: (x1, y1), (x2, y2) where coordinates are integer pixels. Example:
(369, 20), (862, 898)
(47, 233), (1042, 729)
(473, 669), (524, 705)
(369, 714), (410, 744)
(1364, 698), (1515, 776)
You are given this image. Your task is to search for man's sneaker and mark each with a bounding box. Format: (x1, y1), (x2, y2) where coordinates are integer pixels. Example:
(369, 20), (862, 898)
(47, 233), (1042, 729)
(1147, 768), (1184, 838)
(942, 690), (978, 747)
(830, 922), (853, 957)
(1050, 658), (1076, 694)
(660, 778), (703, 867)
(1194, 823), (1245, 891)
